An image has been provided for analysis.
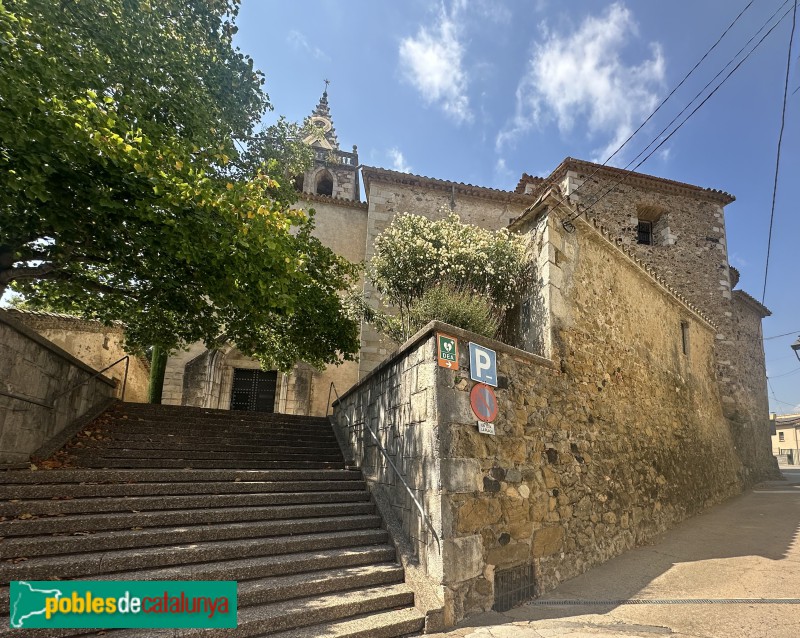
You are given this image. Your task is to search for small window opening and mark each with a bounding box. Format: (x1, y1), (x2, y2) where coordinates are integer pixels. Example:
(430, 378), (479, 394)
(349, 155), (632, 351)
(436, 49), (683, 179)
(779, 432), (785, 442)
(315, 171), (333, 197)
(637, 220), (653, 245)
(681, 321), (690, 356)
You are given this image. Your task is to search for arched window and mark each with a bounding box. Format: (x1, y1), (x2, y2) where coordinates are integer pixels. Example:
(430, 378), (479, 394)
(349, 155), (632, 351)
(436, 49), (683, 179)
(292, 174), (305, 192)
(315, 170), (333, 197)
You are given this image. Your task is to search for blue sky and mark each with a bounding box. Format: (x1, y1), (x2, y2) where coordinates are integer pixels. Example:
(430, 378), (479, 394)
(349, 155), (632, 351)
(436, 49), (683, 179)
(236, 0), (800, 414)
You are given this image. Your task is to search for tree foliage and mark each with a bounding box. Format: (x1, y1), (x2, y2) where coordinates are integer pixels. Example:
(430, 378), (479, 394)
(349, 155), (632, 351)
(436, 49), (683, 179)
(0, 0), (359, 370)
(368, 210), (530, 341)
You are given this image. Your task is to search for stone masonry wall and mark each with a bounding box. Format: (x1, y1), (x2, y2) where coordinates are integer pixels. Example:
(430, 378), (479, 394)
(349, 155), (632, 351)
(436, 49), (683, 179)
(0, 311), (117, 464)
(432, 212), (744, 620)
(4, 310), (150, 403)
(333, 334), (443, 583)
(334, 208), (745, 625)
(561, 169), (776, 481)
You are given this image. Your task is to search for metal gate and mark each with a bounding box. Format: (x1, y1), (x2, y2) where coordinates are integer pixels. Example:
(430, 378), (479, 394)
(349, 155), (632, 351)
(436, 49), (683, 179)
(230, 368), (277, 413)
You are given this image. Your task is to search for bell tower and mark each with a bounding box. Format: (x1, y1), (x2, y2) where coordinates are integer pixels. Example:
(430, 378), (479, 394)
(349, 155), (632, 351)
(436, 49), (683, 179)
(296, 82), (360, 201)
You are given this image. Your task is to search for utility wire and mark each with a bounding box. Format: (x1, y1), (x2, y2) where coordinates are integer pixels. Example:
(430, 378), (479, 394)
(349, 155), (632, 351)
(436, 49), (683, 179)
(524, 0), (758, 217)
(769, 367), (800, 379)
(762, 0), (797, 304)
(573, 4), (795, 220)
(764, 329), (800, 340)
(603, 0), (756, 166)
(768, 378), (799, 408)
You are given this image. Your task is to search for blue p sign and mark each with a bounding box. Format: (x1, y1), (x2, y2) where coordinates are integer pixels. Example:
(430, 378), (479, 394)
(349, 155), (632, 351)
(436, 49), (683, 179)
(468, 343), (497, 387)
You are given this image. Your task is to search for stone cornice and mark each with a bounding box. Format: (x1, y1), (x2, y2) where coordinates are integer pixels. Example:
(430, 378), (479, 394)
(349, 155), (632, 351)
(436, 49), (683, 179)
(531, 157), (736, 205)
(361, 165), (533, 204)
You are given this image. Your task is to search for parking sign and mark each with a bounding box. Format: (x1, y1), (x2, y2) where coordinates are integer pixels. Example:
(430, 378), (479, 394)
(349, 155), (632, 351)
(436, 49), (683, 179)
(468, 342), (497, 387)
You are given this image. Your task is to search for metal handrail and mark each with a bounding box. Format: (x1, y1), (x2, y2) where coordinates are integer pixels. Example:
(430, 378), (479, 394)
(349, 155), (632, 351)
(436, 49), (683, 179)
(2, 355), (130, 409)
(50, 355), (130, 405)
(327, 381), (440, 550)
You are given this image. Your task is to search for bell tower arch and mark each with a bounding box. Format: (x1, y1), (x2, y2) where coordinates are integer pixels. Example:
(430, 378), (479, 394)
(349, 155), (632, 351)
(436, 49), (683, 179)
(296, 82), (359, 201)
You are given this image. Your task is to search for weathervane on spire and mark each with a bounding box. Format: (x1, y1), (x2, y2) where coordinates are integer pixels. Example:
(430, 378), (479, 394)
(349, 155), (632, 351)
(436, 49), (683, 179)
(323, 79), (330, 94)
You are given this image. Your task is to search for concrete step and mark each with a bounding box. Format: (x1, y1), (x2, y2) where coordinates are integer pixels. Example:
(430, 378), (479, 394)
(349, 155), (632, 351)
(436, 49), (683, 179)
(0, 468), (363, 485)
(0, 490), (370, 516)
(0, 512), (383, 558)
(102, 421), (338, 437)
(0, 528), (390, 579)
(264, 607), (426, 638)
(0, 559), (402, 616)
(238, 563), (405, 607)
(68, 446), (343, 463)
(74, 438), (343, 453)
(171, 584), (417, 638)
(103, 415), (331, 434)
(76, 458), (344, 470)
(73, 585), (416, 638)
(0, 479), (367, 500)
(117, 403), (331, 423)
(0, 501), (375, 537)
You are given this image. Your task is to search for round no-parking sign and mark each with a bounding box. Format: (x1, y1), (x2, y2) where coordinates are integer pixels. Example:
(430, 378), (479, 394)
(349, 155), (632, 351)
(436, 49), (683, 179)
(470, 383), (498, 422)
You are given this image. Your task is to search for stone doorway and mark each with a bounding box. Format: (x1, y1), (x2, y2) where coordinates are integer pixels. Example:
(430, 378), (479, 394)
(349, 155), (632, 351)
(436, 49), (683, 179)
(230, 368), (277, 412)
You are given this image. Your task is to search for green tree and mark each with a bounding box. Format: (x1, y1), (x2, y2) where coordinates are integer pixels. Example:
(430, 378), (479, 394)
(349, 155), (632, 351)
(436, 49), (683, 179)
(367, 210), (530, 341)
(0, 0), (359, 371)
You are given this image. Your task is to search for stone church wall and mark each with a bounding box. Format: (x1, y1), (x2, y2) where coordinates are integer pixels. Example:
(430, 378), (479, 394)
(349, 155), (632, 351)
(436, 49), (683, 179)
(333, 209), (743, 624)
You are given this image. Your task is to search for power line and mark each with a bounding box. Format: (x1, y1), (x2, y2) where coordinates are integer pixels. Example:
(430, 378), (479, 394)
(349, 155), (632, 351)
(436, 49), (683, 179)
(768, 378), (799, 408)
(525, 0), (760, 219)
(764, 329), (800, 340)
(762, 0), (797, 304)
(603, 0), (756, 167)
(769, 367), (800, 379)
(573, 3), (795, 220)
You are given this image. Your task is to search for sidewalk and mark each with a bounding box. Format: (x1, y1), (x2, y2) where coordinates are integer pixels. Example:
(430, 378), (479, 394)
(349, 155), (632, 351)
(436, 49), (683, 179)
(429, 468), (800, 638)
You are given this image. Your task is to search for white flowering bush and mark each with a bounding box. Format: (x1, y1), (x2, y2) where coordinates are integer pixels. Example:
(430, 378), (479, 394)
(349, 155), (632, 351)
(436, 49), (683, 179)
(368, 209), (530, 341)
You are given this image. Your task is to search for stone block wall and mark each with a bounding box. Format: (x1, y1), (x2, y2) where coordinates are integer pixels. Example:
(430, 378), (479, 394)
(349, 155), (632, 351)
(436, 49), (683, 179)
(333, 207), (747, 626)
(333, 334), (444, 582)
(0, 311), (117, 465)
(558, 167), (776, 481)
(3, 309), (150, 402)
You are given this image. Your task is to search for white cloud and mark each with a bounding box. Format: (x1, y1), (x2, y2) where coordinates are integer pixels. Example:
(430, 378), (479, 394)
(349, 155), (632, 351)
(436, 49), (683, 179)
(398, 2), (472, 123)
(287, 30), (330, 61)
(493, 157), (514, 188)
(496, 2), (665, 162)
(389, 148), (412, 173)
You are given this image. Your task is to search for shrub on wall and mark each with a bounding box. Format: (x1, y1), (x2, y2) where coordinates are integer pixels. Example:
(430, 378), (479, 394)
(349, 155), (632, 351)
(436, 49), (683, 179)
(367, 210), (530, 341)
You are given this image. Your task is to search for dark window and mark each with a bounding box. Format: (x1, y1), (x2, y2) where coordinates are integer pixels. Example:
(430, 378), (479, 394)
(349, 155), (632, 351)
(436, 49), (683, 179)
(316, 171), (333, 196)
(779, 432), (785, 442)
(637, 220), (653, 245)
(681, 321), (690, 356)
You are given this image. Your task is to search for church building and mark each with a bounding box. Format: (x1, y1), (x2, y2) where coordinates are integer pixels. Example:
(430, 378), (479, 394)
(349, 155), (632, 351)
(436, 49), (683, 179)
(161, 88), (773, 479)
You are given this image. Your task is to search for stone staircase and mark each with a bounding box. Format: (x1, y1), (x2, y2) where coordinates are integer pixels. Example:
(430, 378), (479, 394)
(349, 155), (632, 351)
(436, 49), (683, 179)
(0, 402), (425, 637)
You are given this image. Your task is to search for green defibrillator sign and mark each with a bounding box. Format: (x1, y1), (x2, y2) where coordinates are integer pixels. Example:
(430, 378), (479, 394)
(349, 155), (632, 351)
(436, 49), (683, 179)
(437, 333), (458, 369)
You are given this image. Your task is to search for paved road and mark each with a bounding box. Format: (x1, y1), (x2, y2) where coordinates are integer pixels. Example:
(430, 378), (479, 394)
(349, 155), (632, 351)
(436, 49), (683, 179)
(430, 468), (800, 638)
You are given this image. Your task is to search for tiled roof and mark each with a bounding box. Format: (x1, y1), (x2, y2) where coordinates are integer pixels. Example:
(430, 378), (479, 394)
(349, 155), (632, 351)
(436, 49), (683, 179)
(530, 157), (736, 205)
(732, 290), (772, 317)
(514, 173), (546, 194)
(296, 192), (368, 210)
(361, 166), (533, 204)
